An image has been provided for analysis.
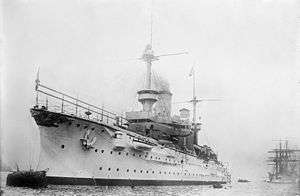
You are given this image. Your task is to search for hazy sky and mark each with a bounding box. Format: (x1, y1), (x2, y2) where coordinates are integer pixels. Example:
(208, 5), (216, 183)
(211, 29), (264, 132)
(1, 0), (300, 179)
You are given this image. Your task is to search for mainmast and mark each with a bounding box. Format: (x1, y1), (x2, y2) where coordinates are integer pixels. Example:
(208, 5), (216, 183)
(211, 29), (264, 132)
(188, 67), (220, 145)
(189, 67), (199, 144)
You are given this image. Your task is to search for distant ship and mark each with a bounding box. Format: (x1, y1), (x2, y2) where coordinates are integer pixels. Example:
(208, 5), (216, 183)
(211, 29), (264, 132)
(267, 140), (300, 184)
(237, 179), (250, 183)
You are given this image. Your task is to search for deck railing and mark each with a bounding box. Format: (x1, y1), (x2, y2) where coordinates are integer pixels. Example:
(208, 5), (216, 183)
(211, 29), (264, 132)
(35, 81), (128, 127)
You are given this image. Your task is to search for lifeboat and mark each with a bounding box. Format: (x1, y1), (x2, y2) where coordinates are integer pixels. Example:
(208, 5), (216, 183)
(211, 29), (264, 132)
(158, 139), (173, 145)
(132, 139), (156, 151)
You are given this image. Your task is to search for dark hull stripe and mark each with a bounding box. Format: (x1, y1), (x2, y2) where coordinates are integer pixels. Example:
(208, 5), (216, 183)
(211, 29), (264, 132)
(47, 176), (226, 186)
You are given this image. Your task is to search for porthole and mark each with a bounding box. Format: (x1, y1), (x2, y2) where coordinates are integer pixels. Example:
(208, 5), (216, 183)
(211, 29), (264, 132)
(118, 152), (121, 155)
(126, 153), (129, 156)
(116, 168), (119, 171)
(146, 171), (148, 173)
(61, 145), (65, 149)
(127, 169), (129, 172)
(133, 154), (135, 156)
(139, 155), (141, 157)
(145, 155), (147, 158)
(108, 168), (111, 171)
(140, 170), (143, 173)
(150, 156), (153, 159)
(110, 151), (113, 154)
(95, 149), (98, 152)
(99, 167), (102, 170)
(101, 150), (104, 153)
(134, 170), (136, 173)
(169, 172), (171, 174)
(152, 171), (154, 174)
(164, 172), (166, 174)
(76, 124), (80, 127)
(91, 127), (95, 130)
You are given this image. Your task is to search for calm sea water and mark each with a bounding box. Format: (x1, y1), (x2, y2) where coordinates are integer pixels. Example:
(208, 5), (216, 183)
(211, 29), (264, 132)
(1, 172), (299, 196)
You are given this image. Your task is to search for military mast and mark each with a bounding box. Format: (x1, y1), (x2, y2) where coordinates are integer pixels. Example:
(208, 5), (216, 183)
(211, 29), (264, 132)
(189, 67), (200, 145)
(137, 5), (188, 113)
(188, 66), (220, 145)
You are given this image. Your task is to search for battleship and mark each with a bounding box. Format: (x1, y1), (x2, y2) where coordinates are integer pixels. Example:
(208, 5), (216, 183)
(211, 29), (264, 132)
(29, 42), (230, 186)
(267, 140), (300, 184)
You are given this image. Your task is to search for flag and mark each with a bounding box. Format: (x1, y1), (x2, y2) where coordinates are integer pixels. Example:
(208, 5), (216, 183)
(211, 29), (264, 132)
(189, 66), (194, 77)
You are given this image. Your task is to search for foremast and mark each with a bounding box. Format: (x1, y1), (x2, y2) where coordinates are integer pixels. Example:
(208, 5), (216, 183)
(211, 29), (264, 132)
(137, 44), (159, 112)
(137, 44), (188, 113)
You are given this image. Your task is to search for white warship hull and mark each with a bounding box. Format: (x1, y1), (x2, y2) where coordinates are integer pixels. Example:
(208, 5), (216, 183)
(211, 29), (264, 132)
(31, 109), (229, 186)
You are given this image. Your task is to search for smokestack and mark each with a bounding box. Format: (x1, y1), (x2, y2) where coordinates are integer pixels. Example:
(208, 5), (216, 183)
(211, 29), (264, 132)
(152, 71), (172, 118)
(155, 90), (172, 117)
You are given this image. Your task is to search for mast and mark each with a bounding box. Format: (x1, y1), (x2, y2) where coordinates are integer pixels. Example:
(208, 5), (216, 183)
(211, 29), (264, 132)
(192, 67), (196, 125)
(279, 140), (282, 177)
(35, 67), (40, 107)
(267, 140), (300, 181)
(187, 66), (221, 145)
(190, 67), (198, 145)
(137, 4), (187, 112)
(136, 1), (188, 113)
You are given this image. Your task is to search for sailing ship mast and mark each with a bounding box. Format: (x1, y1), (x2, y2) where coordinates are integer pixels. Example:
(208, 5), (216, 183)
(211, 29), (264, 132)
(267, 140), (300, 182)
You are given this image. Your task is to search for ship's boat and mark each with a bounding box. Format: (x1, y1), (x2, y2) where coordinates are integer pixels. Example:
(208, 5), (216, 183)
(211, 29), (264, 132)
(237, 179), (250, 183)
(6, 170), (47, 188)
(131, 139), (156, 151)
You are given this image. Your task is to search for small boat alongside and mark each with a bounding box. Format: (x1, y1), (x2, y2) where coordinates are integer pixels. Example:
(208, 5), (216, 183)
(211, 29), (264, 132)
(212, 182), (223, 189)
(237, 179), (250, 183)
(6, 170), (48, 188)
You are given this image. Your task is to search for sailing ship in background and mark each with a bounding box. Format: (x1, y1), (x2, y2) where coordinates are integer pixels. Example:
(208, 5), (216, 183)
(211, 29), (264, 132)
(267, 140), (300, 184)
